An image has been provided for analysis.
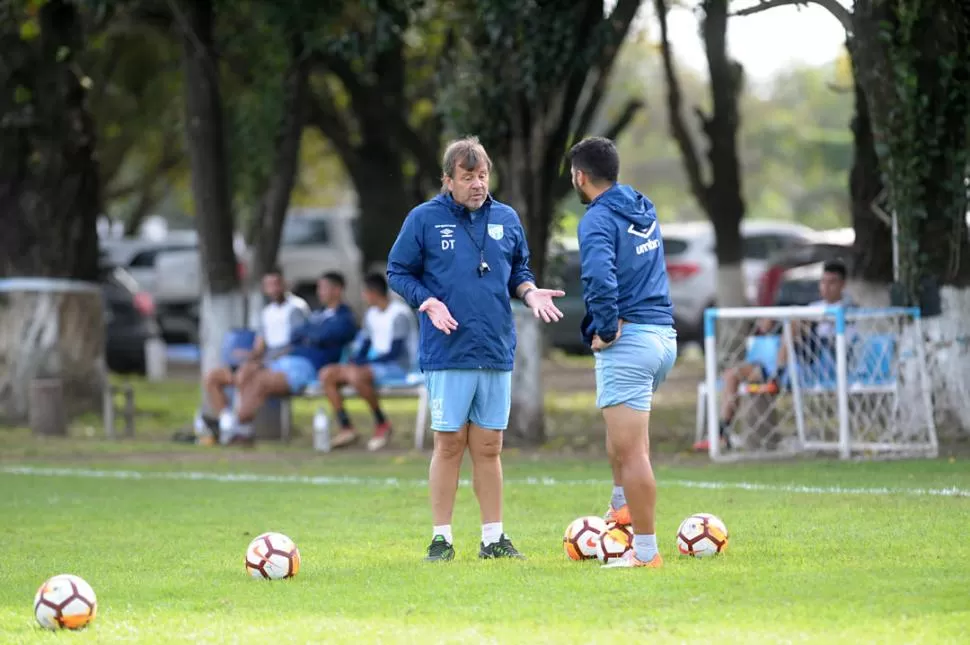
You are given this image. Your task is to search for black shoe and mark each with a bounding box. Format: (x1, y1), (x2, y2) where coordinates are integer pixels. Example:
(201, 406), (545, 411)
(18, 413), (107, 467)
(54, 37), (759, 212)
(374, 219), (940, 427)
(479, 534), (526, 560)
(424, 535), (455, 562)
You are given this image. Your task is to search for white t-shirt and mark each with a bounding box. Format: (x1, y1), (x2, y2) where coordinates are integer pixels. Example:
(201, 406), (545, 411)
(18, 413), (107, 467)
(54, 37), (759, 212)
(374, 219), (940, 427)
(361, 300), (416, 370)
(810, 296), (853, 339)
(260, 293), (311, 349)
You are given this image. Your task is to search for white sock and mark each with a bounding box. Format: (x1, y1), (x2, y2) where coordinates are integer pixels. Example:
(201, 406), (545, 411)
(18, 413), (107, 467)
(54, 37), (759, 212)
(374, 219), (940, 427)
(633, 534), (658, 562)
(611, 485), (627, 509)
(482, 522), (503, 546)
(433, 525), (453, 544)
(218, 409), (235, 432)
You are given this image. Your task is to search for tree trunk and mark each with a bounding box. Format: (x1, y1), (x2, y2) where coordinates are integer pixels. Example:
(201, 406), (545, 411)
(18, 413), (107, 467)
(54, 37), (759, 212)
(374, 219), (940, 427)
(703, 0), (747, 308)
(0, 0), (100, 281)
(847, 65), (891, 284)
(0, 283), (105, 425)
(352, 144), (413, 273)
(179, 0), (243, 386)
(250, 38), (310, 283)
(850, 0), (970, 436)
(507, 304), (545, 446)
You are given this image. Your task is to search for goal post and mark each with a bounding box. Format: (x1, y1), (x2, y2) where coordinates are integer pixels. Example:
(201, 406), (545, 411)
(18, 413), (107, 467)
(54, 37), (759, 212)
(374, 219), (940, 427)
(700, 305), (938, 462)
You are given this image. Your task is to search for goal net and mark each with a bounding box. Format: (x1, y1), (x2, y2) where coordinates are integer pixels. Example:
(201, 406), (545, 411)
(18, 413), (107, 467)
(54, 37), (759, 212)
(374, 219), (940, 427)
(698, 305), (938, 462)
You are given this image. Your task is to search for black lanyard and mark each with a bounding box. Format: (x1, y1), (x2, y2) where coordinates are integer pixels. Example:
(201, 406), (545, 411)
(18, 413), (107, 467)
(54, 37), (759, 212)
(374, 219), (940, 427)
(459, 211), (491, 277)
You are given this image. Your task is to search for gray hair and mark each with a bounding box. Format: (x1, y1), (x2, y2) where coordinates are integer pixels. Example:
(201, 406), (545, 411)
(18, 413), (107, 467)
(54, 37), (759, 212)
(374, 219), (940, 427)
(441, 136), (492, 190)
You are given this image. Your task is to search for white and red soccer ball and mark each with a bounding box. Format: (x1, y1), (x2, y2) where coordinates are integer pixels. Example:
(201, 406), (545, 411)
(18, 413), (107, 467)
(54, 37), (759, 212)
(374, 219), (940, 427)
(245, 532), (301, 580)
(676, 512), (729, 557)
(595, 522), (633, 564)
(34, 574), (97, 630)
(563, 516), (609, 560)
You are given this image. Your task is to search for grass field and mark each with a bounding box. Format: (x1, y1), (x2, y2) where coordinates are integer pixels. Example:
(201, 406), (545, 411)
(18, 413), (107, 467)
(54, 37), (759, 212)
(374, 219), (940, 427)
(1, 453), (968, 644)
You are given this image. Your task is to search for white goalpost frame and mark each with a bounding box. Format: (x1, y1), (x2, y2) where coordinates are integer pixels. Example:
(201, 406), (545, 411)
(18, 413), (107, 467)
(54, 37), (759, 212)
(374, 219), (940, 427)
(702, 305), (938, 463)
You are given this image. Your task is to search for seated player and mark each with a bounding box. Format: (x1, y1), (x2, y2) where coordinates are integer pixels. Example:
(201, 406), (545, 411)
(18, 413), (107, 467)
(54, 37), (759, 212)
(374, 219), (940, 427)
(693, 260), (853, 452)
(322, 273), (417, 451)
(200, 267), (310, 444)
(220, 272), (358, 445)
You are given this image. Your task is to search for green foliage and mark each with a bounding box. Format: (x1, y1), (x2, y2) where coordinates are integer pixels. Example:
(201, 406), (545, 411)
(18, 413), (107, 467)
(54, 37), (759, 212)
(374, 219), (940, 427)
(874, 0), (970, 297)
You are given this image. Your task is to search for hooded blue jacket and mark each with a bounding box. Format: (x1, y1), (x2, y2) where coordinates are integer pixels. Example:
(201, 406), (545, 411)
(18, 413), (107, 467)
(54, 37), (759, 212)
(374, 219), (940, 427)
(387, 193), (535, 371)
(288, 304), (358, 369)
(578, 184), (674, 345)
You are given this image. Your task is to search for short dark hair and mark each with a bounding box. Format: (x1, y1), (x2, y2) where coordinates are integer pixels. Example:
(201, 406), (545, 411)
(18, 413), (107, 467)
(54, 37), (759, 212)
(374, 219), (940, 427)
(321, 271), (345, 288)
(265, 266), (283, 278)
(364, 272), (388, 296)
(567, 136), (619, 184)
(823, 260), (847, 280)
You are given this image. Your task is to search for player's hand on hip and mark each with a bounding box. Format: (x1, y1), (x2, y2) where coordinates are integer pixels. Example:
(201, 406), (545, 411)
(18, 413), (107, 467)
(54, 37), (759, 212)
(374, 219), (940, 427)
(591, 320), (623, 352)
(419, 297), (459, 335)
(524, 288), (566, 323)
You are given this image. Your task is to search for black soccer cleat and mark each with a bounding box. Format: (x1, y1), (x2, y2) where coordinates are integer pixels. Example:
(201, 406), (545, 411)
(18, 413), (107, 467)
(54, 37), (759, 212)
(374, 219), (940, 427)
(479, 534), (526, 560)
(424, 535), (455, 562)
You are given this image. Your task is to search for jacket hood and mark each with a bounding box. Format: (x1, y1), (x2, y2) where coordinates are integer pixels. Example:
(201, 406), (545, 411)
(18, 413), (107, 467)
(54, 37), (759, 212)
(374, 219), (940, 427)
(588, 184), (656, 227)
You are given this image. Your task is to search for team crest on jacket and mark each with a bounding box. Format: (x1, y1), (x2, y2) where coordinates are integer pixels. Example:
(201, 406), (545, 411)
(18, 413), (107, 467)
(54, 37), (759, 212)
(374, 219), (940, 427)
(487, 224), (504, 240)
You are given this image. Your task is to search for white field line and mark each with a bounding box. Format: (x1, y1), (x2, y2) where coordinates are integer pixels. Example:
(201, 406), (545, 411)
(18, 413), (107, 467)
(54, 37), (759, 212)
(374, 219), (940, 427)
(1, 465), (968, 498)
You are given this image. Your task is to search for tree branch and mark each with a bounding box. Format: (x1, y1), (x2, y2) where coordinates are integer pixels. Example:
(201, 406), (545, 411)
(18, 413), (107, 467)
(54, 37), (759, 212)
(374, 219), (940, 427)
(104, 140), (182, 202)
(732, 0), (853, 35)
(306, 82), (360, 172)
(654, 0), (709, 206)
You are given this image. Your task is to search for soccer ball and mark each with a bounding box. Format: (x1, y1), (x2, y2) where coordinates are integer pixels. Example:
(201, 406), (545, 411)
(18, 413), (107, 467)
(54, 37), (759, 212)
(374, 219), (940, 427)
(595, 522), (633, 564)
(563, 515), (609, 561)
(34, 574), (97, 630)
(245, 532), (301, 579)
(676, 513), (729, 557)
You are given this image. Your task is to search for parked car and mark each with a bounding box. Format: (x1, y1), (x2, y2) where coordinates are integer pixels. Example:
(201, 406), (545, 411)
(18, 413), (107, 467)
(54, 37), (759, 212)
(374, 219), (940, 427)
(543, 221), (817, 352)
(99, 231), (199, 296)
(757, 228), (854, 306)
(99, 261), (162, 374)
(149, 207), (363, 343)
(658, 220), (817, 343)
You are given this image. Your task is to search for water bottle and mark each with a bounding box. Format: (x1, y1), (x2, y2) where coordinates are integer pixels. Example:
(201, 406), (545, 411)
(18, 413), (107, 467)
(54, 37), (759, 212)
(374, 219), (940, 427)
(313, 408), (331, 452)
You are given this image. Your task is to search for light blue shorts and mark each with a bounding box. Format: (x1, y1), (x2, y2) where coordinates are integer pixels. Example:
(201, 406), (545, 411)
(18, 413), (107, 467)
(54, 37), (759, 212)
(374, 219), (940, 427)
(595, 324), (677, 411)
(269, 355), (318, 394)
(426, 370), (512, 431)
(368, 362), (408, 385)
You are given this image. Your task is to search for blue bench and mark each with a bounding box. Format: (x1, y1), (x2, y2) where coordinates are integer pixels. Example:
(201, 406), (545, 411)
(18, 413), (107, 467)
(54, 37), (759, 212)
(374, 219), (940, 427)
(282, 351), (429, 450)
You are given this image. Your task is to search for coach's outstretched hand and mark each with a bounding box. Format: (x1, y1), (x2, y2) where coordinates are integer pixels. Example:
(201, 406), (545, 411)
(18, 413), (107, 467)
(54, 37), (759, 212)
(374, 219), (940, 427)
(420, 297), (460, 335)
(524, 288), (566, 323)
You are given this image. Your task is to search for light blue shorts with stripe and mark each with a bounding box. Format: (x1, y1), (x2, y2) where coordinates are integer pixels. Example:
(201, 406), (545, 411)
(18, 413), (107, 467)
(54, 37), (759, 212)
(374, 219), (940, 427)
(594, 323), (677, 411)
(426, 369), (512, 431)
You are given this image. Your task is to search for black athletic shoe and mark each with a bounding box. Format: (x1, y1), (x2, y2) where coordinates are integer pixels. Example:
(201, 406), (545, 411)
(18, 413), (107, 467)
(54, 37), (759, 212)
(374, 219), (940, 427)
(479, 534), (526, 560)
(424, 535), (455, 562)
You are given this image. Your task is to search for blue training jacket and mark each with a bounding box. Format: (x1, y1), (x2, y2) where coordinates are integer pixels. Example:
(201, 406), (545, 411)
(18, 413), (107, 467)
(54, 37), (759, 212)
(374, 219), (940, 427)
(387, 193), (535, 371)
(287, 304), (358, 369)
(578, 183), (674, 345)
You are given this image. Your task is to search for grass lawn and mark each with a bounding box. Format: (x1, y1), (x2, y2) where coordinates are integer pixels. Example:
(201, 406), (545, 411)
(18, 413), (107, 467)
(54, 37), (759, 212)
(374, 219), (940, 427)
(1, 454), (968, 643)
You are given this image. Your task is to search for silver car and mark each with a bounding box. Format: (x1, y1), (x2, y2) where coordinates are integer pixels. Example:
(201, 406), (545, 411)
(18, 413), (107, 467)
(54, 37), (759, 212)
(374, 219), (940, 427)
(642, 220), (817, 343)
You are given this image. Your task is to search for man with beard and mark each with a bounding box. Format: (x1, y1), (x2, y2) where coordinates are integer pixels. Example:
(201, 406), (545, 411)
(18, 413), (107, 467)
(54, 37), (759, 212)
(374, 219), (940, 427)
(569, 136), (677, 569)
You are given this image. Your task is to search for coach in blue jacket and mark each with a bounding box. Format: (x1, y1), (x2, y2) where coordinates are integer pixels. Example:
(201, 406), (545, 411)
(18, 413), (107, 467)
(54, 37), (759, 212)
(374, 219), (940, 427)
(388, 136), (564, 563)
(570, 136), (677, 570)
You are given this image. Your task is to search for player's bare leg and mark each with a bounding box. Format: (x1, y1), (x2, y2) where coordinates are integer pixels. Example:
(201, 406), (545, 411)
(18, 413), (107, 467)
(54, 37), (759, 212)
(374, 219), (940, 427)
(425, 426), (467, 561)
(204, 367), (233, 416)
(320, 365), (358, 448)
(469, 424), (524, 559)
(602, 404), (662, 568)
(605, 436), (631, 526)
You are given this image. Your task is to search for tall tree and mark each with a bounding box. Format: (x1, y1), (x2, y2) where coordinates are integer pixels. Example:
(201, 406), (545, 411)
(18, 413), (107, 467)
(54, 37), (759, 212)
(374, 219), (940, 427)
(306, 0), (444, 271)
(174, 0), (243, 378)
(0, 0), (106, 423)
(735, 0), (970, 432)
(655, 0), (747, 307)
(0, 0), (101, 280)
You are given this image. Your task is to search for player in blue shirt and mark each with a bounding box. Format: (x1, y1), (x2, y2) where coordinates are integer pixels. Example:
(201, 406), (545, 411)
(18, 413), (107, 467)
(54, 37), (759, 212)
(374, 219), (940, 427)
(388, 136), (565, 562)
(224, 272), (358, 444)
(570, 137), (677, 569)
